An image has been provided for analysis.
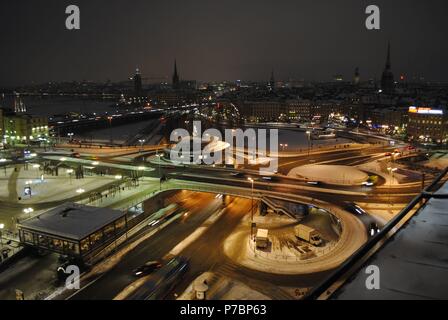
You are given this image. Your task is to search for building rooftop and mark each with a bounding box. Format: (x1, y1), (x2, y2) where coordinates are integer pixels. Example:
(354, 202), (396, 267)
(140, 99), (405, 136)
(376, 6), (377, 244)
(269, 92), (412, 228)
(333, 180), (448, 300)
(18, 203), (125, 241)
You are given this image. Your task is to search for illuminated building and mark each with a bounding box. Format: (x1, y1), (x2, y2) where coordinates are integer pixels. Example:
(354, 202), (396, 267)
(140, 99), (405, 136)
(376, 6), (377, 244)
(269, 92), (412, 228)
(407, 106), (447, 143)
(3, 113), (49, 145)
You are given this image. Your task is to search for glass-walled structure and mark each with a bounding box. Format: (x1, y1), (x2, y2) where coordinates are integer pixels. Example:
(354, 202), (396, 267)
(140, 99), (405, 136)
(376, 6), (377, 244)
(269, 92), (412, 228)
(18, 203), (127, 262)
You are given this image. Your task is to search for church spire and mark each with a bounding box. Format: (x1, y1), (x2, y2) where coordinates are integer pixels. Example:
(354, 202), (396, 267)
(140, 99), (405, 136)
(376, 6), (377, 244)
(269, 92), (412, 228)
(381, 41), (395, 94)
(268, 69), (275, 90)
(385, 41), (391, 70)
(172, 59), (180, 89)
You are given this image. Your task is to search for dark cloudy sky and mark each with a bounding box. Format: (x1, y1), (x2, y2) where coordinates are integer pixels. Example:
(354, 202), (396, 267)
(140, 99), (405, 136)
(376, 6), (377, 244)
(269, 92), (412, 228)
(0, 0), (447, 86)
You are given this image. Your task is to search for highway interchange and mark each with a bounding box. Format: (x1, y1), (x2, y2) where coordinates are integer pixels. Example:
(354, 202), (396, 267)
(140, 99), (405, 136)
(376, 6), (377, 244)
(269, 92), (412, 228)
(0, 128), (442, 300)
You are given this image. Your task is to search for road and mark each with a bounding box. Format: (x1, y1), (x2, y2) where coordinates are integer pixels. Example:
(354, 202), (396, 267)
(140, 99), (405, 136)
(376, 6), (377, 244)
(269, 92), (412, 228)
(69, 193), (330, 300)
(69, 192), (222, 299)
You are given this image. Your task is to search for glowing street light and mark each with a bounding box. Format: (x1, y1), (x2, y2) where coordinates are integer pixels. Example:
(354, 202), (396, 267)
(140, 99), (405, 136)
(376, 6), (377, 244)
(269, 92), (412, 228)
(306, 130), (312, 159)
(248, 177), (255, 239)
(115, 175), (123, 180)
(23, 207), (34, 217)
(66, 168), (74, 184)
(0, 223), (4, 247)
(138, 139), (145, 151)
(387, 167), (398, 206)
(156, 153), (162, 191)
(76, 188), (85, 194)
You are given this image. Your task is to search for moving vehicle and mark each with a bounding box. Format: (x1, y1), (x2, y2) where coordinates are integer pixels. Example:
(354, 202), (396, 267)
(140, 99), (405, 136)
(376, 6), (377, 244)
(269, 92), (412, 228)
(230, 172), (244, 177)
(255, 228), (269, 249)
(294, 224), (322, 246)
(368, 222), (381, 236)
(126, 257), (189, 300)
(345, 202), (367, 215)
(133, 260), (162, 277)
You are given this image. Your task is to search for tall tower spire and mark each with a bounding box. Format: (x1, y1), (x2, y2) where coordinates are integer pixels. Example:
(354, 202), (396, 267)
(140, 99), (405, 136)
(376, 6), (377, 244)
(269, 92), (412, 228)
(268, 69), (275, 91)
(381, 41), (395, 95)
(353, 67), (360, 85)
(133, 67), (142, 98)
(385, 41), (391, 70)
(172, 59), (180, 89)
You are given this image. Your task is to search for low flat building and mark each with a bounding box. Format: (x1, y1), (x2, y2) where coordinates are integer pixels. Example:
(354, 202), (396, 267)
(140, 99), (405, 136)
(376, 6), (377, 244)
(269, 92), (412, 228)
(17, 203), (127, 262)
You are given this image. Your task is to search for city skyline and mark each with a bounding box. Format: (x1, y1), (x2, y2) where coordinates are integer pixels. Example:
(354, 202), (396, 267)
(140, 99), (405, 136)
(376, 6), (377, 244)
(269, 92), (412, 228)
(1, 0), (448, 86)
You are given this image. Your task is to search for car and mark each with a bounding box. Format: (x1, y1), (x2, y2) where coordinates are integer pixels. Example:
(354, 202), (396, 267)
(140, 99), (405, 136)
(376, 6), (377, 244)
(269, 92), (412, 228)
(345, 203), (367, 215)
(230, 172), (244, 177)
(368, 222), (381, 236)
(127, 257), (189, 300)
(71, 152), (81, 158)
(306, 181), (321, 185)
(133, 261), (163, 277)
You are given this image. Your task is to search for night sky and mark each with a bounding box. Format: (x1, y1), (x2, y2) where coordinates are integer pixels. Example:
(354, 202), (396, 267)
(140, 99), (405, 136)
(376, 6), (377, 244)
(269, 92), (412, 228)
(0, 0), (447, 86)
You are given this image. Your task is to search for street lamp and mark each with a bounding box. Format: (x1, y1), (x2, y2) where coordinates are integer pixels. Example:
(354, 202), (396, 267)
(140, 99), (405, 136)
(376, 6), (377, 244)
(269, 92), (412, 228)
(138, 139), (145, 152)
(0, 223), (4, 248)
(387, 167), (398, 207)
(66, 168), (74, 184)
(156, 153), (162, 191)
(306, 131), (311, 160)
(23, 208), (34, 218)
(67, 132), (74, 142)
(248, 177), (255, 239)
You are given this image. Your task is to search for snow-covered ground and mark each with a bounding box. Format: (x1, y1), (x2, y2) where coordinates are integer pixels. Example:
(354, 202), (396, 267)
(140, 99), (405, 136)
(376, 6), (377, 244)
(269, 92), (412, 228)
(223, 206), (366, 274)
(423, 152), (448, 170)
(288, 164), (369, 185)
(15, 169), (116, 204)
(178, 272), (270, 300)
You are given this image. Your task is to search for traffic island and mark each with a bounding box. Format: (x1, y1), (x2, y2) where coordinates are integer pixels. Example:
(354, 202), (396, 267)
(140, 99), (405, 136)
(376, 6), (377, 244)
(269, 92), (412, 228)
(223, 206), (367, 275)
(288, 165), (369, 186)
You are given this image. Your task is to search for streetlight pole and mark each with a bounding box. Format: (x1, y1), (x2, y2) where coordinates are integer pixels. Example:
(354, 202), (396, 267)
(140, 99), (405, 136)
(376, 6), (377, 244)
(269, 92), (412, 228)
(156, 152), (162, 191)
(306, 131), (311, 160)
(248, 178), (254, 239)
(0, 223), (4, 249)
(139, 139), (145, 152)
(387, 167), (397, 207)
